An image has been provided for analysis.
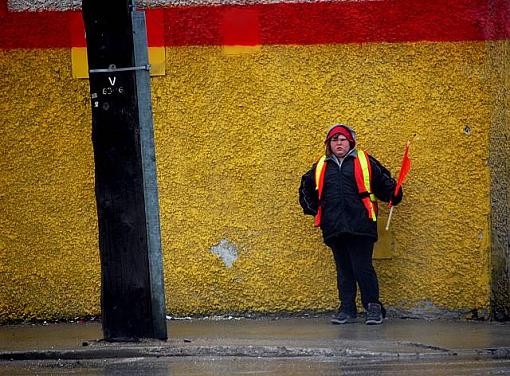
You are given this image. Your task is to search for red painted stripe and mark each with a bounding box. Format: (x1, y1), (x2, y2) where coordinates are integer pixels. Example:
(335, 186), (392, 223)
(0, 9), (165, 49)
(0, 0), (7, 17)
(164, 0), (510, 46)
(0, 11), (73, 48)
(0, 0), (509, 49)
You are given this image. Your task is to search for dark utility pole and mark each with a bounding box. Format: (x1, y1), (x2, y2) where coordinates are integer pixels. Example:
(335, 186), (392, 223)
(82, 0), (167, 341)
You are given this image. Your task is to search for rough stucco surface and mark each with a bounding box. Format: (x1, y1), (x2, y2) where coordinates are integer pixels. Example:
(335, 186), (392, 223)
(7, 0), (356, 11)
(0, 50), (100, 321)
(0, 41), (504, 320)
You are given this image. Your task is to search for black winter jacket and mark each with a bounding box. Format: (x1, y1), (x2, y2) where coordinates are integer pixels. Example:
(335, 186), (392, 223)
(299, 149), (402, 244)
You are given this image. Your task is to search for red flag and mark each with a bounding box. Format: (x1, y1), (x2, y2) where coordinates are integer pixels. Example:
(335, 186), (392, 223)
(389, 140), (411, 208)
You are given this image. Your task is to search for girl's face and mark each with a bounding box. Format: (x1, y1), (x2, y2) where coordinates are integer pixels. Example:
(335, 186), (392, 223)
(330, 134), (351, 158)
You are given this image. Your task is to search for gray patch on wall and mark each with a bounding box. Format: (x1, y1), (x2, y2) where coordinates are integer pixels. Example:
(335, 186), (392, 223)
(210, 239), (238, 268)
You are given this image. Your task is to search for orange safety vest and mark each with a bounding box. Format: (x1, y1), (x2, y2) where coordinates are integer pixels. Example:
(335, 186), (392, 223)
(314, 150), (377, 227)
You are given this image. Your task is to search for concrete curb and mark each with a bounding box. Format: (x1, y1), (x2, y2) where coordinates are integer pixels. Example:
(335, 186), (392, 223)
(2, 345), (510, 362)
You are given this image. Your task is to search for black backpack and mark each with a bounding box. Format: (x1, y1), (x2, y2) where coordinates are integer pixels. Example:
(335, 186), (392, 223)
(299, 167), (318, 216)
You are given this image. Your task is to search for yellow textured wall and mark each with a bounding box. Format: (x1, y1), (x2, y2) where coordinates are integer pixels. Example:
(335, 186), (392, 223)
(156, 42), (493, 316)
(0, 50), (100, 320)
(0, 40), (504, 320)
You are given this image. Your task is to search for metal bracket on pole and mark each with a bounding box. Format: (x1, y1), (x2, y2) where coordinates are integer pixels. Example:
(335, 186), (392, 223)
(89, 64), (151, 74)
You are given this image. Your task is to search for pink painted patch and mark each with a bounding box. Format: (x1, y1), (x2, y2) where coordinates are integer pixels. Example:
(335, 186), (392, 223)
(69, 11), (86, 47)
(147, 9), (165, 47)
(221, 7), (260, 46)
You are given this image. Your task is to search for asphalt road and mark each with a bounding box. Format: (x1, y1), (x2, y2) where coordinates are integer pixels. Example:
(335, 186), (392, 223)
(2, 356), (510, 375)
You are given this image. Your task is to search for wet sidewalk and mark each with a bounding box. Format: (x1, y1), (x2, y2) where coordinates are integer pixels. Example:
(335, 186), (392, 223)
(1, 316), (510, 361)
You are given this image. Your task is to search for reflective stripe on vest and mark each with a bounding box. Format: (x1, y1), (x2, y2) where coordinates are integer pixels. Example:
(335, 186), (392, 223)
(313, 151), (377, 227)
(314, 156), (327, 227)
(354, 150), (377, 222)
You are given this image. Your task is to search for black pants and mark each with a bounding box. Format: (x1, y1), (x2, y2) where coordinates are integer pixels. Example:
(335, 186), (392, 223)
(329, 235), (383, 315)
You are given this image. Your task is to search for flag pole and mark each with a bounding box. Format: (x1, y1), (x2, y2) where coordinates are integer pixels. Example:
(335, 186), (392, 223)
(385, 206), (395, 231)
(385, 138), (413, 231)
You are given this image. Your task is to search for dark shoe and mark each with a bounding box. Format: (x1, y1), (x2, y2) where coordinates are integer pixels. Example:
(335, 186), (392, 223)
(331, 311), (357, 325)
(365, 303), (383, 325)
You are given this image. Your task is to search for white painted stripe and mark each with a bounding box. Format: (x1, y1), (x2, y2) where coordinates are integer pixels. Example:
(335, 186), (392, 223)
(8, 0), (382, 12)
